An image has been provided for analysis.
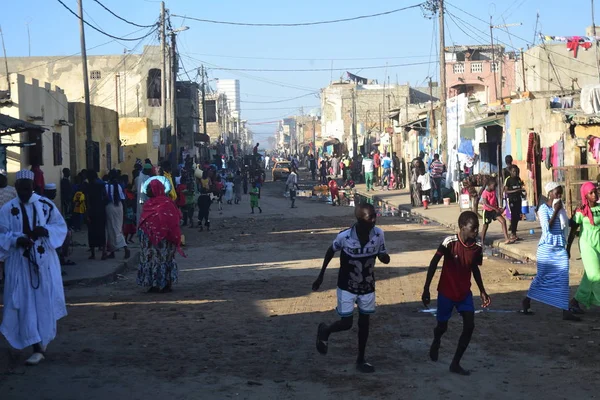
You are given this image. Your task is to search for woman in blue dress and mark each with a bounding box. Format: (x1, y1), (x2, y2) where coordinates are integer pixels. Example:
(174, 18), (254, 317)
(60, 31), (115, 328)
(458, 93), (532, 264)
(522, 182), (579, 321)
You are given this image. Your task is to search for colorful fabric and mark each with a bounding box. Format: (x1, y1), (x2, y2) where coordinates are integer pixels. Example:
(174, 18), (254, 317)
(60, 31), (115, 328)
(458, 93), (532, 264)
(430, 160), (444, 178)
(72, 191), (86, 214)
(139, 180), (183, 255)
(250, 187), (260, 207)
(136, 230), (178, 290)
(572, 205), (600, 307)
(436, 235), (483, 302)
(579, 182), (596, 225)
(481, 189), (498, 211)
(528, 204), (570, 310)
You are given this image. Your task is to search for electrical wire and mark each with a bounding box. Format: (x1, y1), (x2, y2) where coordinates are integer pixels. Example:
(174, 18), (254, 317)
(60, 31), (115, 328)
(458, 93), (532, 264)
(208, 61), (436, 72)
(171, 4), (423, 27)
(56, 0), (158, 41)
(243, 104), (321, 111)
(92, 0), (157, 28)
(240, 93), (318, 104)
(183, 52), (433, 62)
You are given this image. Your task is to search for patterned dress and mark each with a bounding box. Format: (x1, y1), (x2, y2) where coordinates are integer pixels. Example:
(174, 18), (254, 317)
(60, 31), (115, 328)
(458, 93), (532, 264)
(136, 231), (178, 290)
(527, 203), (569, 310)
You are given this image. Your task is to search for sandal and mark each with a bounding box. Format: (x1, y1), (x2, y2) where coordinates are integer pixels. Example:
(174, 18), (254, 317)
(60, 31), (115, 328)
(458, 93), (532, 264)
(356, 361), (375, 373)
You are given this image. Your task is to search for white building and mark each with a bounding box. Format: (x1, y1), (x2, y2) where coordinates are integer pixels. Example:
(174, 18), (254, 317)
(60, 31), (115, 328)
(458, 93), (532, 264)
(216, 79), (241, 115)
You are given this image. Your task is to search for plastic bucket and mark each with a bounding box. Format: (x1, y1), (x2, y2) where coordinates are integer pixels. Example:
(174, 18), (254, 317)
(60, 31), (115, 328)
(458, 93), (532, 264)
(521, 199), (529, 215)
(443, 197), (451, 206)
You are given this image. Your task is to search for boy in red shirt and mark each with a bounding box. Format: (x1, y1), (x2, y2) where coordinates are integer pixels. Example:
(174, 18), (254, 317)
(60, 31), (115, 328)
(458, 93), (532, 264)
(480, 177), (513, 245)
(422, 211), (491, 376)
(327, 178), (340, 206)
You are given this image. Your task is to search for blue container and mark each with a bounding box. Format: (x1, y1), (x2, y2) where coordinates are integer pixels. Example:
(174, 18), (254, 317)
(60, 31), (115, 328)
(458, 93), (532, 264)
(529, 229), (535, 235)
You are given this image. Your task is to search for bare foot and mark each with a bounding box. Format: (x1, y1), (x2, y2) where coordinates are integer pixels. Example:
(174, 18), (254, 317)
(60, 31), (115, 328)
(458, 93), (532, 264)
(449, 363), (470, 376)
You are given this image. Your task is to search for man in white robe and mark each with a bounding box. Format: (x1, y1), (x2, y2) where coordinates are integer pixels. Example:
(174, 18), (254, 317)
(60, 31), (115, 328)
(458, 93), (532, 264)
(0, 170), (68, 365)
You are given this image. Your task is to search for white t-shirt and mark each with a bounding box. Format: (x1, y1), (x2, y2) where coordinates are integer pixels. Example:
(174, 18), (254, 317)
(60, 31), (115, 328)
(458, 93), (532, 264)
(286, 172), (298, 191)
(417, 173), (431, 191)
(362, 158), (374, 173)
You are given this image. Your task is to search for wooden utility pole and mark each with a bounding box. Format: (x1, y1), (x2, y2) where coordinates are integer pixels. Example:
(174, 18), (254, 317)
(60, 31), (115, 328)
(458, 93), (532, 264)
(428, 77), (436, 137)
(160, 2), (167, 153)
(77, 0), (93, 169)
(170, 31), (177, 164)
(520, 48), (527, 91)
(351, 89), (357, 157)
(438, 0), (447, 163)
(201, 65), (207, 137)
(592, 0), (600, 81)
(490, 16), (499, 100)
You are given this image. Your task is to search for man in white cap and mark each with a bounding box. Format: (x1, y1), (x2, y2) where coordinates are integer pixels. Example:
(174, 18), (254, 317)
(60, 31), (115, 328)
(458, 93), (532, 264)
(0, 170), (68, 365)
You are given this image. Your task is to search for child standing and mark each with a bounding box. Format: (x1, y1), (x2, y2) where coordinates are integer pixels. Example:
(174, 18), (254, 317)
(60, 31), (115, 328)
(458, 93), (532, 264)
(123, 184), (137, 243)
(480, 178), (513, 245)
(504, 165), (526, 240)
(422, 211), (490, 376)
(250, 181), (262, 214)
(313, 203), (390, 373)
(72, 189), (86, 232)
(417, 167), (432, 209)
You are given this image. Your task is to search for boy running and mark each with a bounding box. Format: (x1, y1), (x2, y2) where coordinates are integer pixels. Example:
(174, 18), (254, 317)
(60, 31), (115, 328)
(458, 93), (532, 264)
(480, 177), (513, 245)
(313, 203), (390, 373)
(422, 211), (491, 376)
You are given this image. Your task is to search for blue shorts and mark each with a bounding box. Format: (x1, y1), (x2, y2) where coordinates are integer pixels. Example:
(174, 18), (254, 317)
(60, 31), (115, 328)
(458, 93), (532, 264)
(436, 292), (474, 322)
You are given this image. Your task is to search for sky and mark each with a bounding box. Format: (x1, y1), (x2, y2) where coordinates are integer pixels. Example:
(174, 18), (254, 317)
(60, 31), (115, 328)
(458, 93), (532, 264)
(2, 0), (598, 145)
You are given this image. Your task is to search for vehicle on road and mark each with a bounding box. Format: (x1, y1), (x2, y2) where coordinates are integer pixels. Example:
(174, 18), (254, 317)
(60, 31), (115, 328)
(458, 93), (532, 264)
(272, 161), (291, 181)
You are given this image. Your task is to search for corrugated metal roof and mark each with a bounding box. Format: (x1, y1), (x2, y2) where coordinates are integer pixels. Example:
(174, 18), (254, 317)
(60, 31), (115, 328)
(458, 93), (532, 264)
(0, 113), (45, 135)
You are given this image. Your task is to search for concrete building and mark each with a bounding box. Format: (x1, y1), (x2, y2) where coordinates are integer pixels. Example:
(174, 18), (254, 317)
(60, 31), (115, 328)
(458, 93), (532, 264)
(520, 29), (600, 92)
(4, 45), (168, 131)
(216, 79), (240, 115)
(118, 117), (157, 176)
(0, 74), (70, 205)
(200, 92), (232, 142)
(176, 81), (200, 155)
(68, 102), (121, 176)
(445, 45), (517, 104)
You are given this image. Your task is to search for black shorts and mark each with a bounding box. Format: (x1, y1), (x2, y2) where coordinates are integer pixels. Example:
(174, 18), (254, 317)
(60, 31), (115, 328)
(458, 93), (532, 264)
(483, 210), (498, 225)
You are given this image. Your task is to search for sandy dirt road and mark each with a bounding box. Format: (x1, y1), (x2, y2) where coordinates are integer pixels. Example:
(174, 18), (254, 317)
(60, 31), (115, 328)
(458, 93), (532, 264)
(0, 181), (599, 400)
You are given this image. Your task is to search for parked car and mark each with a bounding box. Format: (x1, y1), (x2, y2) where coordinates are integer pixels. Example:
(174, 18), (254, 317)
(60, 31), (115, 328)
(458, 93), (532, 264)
(272, 161), (291, 181)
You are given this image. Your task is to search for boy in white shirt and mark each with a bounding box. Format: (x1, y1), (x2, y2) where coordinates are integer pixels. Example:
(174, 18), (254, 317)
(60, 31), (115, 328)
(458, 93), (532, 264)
(417, 168), (432, 209)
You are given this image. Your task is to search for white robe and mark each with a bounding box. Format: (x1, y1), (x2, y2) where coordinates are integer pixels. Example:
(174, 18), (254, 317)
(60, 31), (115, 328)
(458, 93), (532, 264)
(0, 194), (68, 350)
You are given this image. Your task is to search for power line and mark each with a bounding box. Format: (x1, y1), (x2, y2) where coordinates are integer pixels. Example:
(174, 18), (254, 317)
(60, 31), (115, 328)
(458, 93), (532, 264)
(56, 0), (158, 41)
(243, 104), (321, 111)
(92, 0), (157, 28)
(184, 52), (433, 62)
(171, 4), (424, 27)
(209, 61), (436, 72)
(241, 93), (318, 104)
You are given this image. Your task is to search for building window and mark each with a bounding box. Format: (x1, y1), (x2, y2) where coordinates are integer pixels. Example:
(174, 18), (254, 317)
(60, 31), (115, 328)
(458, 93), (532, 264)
(106, 143), (112, 170)
(147, 68), (161, 107)
(453, 63), (465, 74)
(90, 70), (101, 80)
(471, 62), (483, 73)
(205, 100), (217, 123)
(491, 62), (499, 72)
(27, 131), (44, 167)
(52, 132), (62, 166)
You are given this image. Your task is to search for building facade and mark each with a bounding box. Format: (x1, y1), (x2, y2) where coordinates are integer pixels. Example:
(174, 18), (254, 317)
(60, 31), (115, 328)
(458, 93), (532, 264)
(176, 81), (200, 155)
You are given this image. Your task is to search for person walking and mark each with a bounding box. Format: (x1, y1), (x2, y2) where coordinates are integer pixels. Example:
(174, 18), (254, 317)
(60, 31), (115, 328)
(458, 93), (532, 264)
(104, 170), (130, 260)
(0, 170), (68, 365)
(392, 152), (401, 190)
(60, 168), (73, 226)
(568, 182), (600, 313)
(429, 154), (445, 204)
(523, 182), (579, 321)
(135, 164), (153, 225)
(233, 170), (243, 205)
(286, 168), (299, 208)
(362, 153), (374, 192)
(86, 169), (107, 260)
(137, 179), (184, 293)
(308, 154), (317, 181)
(504, 165), (525, 241)
(380, 153), (392, 190)
(319, 158), (328, 184)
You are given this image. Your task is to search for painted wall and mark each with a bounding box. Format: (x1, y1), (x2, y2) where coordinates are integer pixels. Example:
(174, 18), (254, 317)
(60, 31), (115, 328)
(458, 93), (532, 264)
(0, 74), (70, 206)
(119, 117), (156, 175)
(68, 102), (121, 176)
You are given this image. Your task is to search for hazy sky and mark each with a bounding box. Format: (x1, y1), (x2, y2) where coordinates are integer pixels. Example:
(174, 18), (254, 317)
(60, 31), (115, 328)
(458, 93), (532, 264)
(2, 0), (597, 142)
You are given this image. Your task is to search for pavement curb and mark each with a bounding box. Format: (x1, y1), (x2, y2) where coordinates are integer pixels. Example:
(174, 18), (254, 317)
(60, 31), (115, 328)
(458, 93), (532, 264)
(357, 189), (536, 263)
(63, 250), (140, 287)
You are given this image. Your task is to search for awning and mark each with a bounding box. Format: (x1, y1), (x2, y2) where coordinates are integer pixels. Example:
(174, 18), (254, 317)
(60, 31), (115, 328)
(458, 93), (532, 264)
(0, 113), (45, 136)
(323, 137), (340, 146)
(401, 117), (427, 130)
(461, 114), (505, 130)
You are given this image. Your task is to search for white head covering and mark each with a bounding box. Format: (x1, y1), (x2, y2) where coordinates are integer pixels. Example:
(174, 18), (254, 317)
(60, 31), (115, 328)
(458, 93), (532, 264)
(545, 181), (561, 194)
(16, 169), (34, 181)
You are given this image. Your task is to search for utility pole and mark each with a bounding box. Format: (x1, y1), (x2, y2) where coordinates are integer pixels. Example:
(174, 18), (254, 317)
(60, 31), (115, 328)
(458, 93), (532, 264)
(351, 89), (357, 157)
(312, 117), (316, 156)
(160, 1), (167, 158)
(201, 65), (207, 138)
(170, 31), (177, 164)
(428, 77), (436, 139)
(490, 16), (499, 101)
(0, 26), (11, 97)
(78, 0), (93, 169)
(438, 0), (448, 164)
(520, 48), (527, 91)
(592, 0), (600, 81)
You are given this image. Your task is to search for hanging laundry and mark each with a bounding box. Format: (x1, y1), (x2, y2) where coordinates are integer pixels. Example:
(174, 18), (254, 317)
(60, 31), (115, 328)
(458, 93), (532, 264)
(561, 96), (574, 108)
(526, 132), (536, 171)
(589, 136), (600, 162)
(457, 140), (475, 157)
(544, 147), (553, 170)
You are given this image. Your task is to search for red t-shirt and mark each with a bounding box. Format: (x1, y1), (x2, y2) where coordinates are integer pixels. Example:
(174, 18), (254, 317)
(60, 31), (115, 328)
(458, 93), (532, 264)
(436, 235), (483, 301)
(373, 153), (380, 168)
(328, 180), (339, 195)
(481, 189), (498, 211)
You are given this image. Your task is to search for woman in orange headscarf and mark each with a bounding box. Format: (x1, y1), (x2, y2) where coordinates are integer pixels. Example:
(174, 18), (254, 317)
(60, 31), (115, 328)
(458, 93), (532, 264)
(567, 182), (600, 314)
(136, 179), (184, 293)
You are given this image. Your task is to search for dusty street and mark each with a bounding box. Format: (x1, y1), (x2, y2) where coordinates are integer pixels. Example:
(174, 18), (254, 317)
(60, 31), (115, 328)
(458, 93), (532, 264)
(1, 180), (599, 400)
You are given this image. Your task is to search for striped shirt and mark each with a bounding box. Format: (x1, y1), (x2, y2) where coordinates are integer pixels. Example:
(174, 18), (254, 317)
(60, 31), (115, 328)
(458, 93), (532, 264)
(430, 160), (444, 178)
